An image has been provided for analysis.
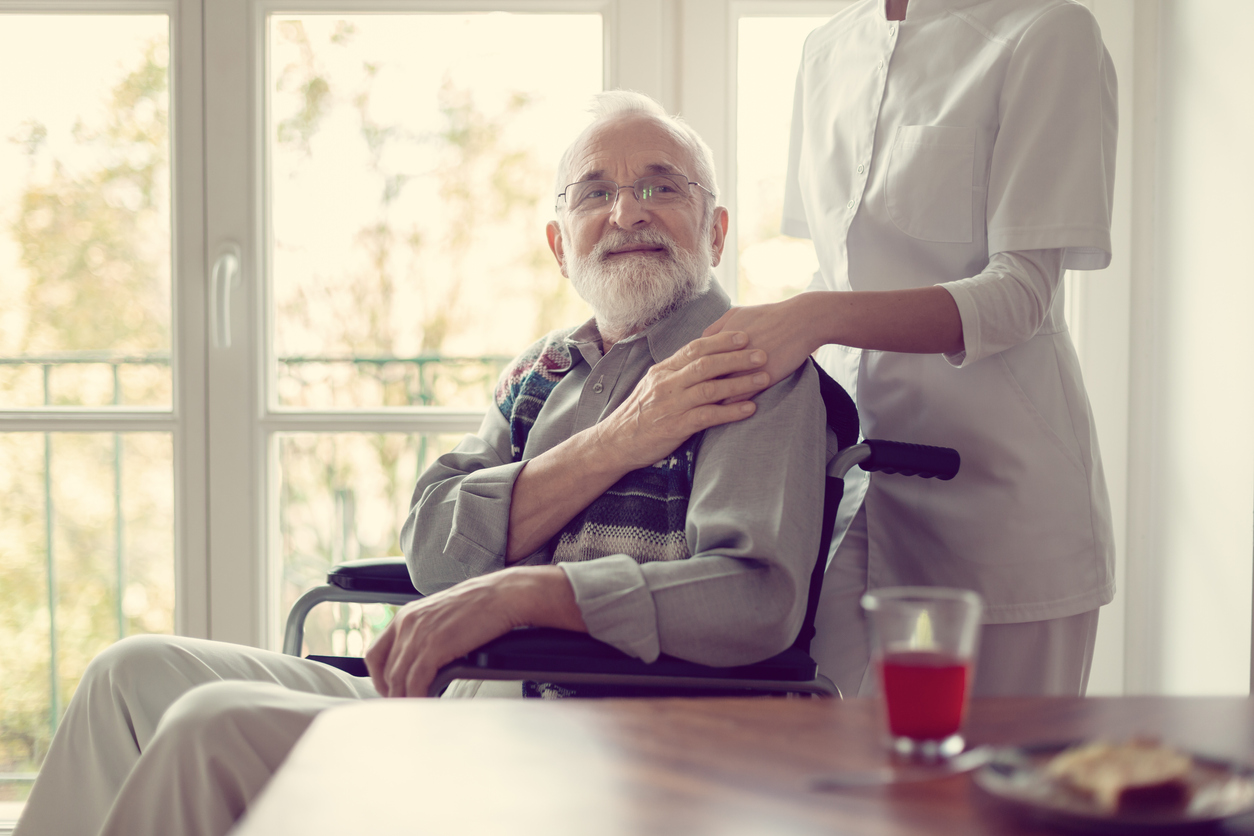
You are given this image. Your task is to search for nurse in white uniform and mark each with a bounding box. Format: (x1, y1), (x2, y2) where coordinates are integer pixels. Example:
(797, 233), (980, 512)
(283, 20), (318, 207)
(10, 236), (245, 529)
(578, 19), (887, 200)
(705, 0), (1117, 696)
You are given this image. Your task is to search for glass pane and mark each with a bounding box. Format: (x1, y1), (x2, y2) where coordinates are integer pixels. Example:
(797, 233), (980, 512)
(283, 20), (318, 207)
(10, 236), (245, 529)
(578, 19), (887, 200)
(276, 431), (467, 649)
(269, 14), (601, 410)
(0, 432), (174, 797)
(0, 16), (172, 409)
(737, 17), (829, 305)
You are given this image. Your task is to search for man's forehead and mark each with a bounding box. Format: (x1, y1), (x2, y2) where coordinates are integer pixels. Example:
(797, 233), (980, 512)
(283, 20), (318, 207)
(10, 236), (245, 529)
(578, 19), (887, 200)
(577, 161), (684, 183)
(566, 115), (694, 182)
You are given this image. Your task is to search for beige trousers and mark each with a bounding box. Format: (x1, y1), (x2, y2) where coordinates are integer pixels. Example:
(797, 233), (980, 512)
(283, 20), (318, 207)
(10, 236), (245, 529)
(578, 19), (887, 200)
(810, 504), (1100, 698)
(13, 634), (515, 836)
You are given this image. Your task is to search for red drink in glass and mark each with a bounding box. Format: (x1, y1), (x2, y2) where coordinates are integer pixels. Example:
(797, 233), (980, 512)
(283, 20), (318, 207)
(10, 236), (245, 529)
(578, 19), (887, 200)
(879, 650), (971, 740)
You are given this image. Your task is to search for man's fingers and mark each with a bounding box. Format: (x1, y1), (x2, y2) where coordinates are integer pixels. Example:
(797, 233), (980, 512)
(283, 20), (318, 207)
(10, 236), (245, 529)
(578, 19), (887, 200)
(687, 400), (757, 432)
(404, 661), (436, 699)
(365, 622), (398, 698)
(675, 347), (767, 388)
(660, 331), (749, 372)
(684, 371), (770, 410)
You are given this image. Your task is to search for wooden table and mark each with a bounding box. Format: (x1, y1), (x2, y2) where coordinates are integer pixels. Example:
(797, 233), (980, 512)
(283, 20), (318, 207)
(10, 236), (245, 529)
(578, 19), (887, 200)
(232, 697), (1254, 835)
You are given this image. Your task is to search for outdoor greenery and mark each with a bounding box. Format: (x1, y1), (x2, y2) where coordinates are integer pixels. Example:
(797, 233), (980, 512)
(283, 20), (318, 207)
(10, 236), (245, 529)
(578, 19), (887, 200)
(2, 17), (595, 793)
(0, 39), (173, 794)
(267, 19), (589, 651)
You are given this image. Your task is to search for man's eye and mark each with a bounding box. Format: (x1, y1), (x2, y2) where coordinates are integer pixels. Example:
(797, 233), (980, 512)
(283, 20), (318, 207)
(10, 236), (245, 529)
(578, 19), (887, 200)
(578, 187), (612, 202)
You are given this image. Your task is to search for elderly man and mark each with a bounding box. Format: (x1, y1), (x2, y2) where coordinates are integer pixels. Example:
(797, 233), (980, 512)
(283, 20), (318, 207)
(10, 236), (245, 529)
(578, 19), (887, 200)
(14, 91), (826, 836)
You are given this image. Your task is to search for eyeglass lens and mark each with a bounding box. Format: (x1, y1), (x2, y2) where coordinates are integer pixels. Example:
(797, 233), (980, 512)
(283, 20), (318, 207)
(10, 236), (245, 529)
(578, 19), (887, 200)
(564, 174), (692, 214)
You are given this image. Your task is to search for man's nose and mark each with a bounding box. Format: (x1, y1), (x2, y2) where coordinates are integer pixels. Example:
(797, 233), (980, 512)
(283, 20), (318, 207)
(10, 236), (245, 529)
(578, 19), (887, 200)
(608, 186), (651, 228)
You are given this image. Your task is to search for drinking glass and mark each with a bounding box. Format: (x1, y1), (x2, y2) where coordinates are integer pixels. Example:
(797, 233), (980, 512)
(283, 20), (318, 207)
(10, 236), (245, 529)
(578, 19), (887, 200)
(861, 586), (984, 761)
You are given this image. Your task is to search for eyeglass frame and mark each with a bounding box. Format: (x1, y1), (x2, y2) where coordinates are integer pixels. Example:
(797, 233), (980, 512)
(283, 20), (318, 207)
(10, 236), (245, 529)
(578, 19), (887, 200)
(556, 173), (717, 215)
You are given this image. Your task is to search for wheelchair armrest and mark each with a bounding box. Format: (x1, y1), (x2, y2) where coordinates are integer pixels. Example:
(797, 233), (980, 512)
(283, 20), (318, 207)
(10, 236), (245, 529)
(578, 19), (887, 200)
(327, 557), (418, 595)
(444, 627), (818, 682)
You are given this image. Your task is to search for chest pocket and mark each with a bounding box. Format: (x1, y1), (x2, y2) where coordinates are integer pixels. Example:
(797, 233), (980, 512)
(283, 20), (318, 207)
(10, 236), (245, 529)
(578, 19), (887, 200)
(886, 125), (976, 243)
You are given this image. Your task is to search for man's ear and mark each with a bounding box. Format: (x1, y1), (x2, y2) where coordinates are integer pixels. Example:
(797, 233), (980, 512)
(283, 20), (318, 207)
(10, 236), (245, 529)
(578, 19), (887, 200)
(546, 220), (569, 278)
(708, 207), (730, 267)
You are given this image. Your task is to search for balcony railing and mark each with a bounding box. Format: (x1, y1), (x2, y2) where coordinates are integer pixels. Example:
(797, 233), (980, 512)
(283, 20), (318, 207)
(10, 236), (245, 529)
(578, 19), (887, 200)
(0, 350), (510, 801)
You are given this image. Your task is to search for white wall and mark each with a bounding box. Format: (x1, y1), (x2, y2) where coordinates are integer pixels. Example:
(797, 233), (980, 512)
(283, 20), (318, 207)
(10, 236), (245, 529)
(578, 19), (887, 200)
(1076, 0), (1134, 696)
(1143, 0), (1254, 694)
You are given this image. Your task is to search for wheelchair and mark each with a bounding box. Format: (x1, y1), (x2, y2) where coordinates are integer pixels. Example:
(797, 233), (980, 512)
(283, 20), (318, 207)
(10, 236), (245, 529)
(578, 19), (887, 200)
(283, 365), (960, 698)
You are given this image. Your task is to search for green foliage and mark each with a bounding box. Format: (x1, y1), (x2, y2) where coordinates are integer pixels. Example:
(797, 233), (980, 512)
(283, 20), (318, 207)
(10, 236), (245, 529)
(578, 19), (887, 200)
(9, 40), (170, 359)
(1, 39), (174, 776)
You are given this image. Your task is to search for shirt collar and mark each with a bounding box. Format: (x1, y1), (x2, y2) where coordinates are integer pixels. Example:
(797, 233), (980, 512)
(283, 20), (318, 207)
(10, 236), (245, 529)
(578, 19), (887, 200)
(873, 0), (982, 22)
(565, 278), (731, 365)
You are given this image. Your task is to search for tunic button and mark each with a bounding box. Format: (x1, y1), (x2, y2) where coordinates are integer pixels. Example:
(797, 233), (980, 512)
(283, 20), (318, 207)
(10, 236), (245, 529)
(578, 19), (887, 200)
(878, 60), (884, 69)
(846, 200), (855, 209)
(857, 164), (865, 174)
(592, 383), (603, 393)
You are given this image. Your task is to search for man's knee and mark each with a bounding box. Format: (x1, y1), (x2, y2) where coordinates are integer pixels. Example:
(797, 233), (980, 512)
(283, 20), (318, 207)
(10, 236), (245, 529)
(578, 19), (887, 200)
(83, 633), (190, 692)
(155, 681), (321, 764)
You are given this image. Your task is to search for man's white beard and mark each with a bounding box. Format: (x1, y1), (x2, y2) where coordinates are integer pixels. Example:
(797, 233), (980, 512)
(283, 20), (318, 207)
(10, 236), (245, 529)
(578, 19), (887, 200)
(566, 227), (712, 344)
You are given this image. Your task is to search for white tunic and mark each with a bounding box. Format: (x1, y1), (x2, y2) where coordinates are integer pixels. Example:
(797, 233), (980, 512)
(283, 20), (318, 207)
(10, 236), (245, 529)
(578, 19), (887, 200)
(783, 0), (1117, 623)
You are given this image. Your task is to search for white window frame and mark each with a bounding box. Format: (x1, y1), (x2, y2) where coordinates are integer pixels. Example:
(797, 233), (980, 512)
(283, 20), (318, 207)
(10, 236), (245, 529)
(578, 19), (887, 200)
(0, 0), (210, 641)
(0, 0), (1160, 697)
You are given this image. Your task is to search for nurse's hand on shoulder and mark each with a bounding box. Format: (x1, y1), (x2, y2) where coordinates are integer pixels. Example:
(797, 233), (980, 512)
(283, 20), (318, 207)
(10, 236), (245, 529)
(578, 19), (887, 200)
(703, 294), (821, 402)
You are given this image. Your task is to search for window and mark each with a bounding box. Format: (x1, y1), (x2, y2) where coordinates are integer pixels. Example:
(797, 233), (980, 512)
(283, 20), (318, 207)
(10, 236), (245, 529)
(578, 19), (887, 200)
(0, 11), (177, 809)
(262, 11), (603, 649)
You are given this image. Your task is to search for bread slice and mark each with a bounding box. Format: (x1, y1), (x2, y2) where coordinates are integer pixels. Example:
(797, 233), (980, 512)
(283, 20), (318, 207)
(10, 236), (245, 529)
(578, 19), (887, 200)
(1045, 739), (1192, 813)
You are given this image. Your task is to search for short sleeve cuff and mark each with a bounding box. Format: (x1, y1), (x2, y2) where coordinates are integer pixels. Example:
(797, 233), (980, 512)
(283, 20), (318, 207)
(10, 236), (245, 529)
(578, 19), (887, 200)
(446, 460), (527, 576)
(988, 227), (1111, 271)
(937, 282), (980, 368)
(558, 555), (660, 662)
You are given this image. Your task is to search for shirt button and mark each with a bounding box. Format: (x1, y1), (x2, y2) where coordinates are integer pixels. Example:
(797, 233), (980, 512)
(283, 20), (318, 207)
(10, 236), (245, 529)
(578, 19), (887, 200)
(857, 164), (865, 174)
(592, 383), (603, 393)
(846, 200), (855, 209)
(878, 59), (884, 69)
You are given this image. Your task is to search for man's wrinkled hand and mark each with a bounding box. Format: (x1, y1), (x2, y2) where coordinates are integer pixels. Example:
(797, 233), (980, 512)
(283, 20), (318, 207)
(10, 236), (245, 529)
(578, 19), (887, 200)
(364, 567), (584, 698)
(595, 330), (769, 470)
(365, 573), (521, 698)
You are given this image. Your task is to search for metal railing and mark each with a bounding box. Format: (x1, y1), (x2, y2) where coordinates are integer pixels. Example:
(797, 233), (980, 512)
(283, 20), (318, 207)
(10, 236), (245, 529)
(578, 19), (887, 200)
(1, 353), (171, 733)
(276, 354), (512, 407)
(1, 350), (507, 739)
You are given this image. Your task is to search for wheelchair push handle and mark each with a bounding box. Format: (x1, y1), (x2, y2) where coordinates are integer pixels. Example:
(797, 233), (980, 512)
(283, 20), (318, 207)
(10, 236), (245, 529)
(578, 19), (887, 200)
(860, 439), (960, 480)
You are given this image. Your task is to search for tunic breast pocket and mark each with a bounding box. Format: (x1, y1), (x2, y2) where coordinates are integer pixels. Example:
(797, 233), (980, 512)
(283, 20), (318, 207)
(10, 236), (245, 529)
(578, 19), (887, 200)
(886, 125), (976, 243)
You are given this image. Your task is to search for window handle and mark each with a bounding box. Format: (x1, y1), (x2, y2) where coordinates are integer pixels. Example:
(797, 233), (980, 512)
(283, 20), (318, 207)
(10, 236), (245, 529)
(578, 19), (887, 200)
(211, 243), (241, 349)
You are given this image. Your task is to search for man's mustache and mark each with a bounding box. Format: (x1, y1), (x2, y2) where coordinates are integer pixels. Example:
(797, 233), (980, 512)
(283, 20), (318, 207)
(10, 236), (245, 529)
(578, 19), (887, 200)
(592, 229), (678, 262)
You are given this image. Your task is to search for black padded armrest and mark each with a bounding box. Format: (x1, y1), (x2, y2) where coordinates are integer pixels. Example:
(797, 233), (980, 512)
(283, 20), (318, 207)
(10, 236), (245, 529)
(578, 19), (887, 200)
(456, 627), (817, 682)
(327, 557), (419, 595)
(309, 628), (818, 684)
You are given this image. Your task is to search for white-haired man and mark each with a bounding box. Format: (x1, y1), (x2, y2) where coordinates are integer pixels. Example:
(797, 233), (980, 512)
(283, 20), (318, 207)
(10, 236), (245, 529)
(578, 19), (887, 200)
(15, 91), (827, 836)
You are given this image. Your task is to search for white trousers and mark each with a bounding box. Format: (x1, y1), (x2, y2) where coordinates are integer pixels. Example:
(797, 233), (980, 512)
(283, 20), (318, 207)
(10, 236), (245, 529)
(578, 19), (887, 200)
(14, 634), (516, 836)
(809, 504), (1100, 698)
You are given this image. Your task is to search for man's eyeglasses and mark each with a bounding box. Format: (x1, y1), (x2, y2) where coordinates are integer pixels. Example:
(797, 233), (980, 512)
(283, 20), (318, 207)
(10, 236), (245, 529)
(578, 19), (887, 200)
(558, 173), (715, 215)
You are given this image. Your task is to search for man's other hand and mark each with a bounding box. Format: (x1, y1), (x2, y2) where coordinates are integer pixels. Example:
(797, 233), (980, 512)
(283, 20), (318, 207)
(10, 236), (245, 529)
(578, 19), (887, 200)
(364, 566), (586, 698)
(595, 330), (769, 471)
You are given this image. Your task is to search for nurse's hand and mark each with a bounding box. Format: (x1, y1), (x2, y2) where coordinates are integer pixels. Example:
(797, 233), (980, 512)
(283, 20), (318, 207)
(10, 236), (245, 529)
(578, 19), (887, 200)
(703, 294), (820, 402)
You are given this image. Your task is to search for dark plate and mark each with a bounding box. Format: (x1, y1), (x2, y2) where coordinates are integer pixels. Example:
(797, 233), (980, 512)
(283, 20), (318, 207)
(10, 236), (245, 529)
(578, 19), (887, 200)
(973, 741), (1254, 832)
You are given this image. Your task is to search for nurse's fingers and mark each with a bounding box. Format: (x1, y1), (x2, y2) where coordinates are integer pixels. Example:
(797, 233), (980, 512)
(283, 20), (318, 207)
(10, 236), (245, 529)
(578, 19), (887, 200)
(702, 308), (736, 338)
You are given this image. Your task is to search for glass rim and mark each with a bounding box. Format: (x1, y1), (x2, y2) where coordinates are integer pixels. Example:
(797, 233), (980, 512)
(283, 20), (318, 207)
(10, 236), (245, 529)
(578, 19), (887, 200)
(860, 585), (984, 611)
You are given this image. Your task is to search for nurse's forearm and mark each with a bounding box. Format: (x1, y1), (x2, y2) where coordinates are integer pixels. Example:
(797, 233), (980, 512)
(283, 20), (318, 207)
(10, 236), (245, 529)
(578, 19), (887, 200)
(800, 287), (964, 355)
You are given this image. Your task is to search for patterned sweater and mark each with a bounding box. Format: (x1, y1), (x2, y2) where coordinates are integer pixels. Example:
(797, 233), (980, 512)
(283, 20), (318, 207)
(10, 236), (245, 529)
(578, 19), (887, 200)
(494, 329), (702, 566)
